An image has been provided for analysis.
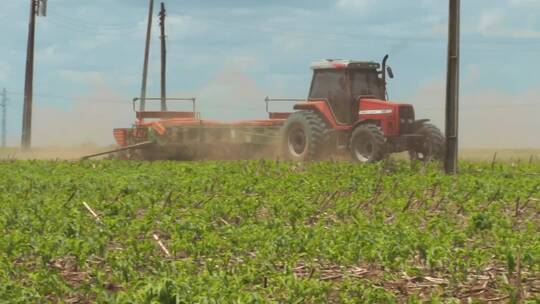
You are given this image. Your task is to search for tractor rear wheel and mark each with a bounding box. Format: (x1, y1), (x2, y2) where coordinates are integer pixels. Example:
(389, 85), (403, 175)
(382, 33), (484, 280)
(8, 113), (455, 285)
(349, 124), (386, 163)
(281, 111), (328, 161)
(409, 123), (445, 162)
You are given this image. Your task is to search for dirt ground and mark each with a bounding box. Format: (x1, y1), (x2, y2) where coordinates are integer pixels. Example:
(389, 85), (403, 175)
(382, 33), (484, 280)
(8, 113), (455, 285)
(0, 146), (111, 161)
(458, 149), (540, 162)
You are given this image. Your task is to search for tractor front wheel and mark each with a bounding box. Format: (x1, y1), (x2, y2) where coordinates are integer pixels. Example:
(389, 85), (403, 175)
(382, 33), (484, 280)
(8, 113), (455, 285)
(409, 123), (445, 162)
(281, 111), (328, 161)
(349, 124), (386, 163)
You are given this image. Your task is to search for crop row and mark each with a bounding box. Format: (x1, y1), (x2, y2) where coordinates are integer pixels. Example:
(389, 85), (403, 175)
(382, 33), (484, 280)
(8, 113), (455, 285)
(0, 160), (539, 303)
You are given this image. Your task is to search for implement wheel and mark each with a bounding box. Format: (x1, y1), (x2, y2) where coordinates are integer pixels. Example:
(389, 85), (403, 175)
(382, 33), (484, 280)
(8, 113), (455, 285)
(281, 111), (328, 161)
(349, 124), (386, 163)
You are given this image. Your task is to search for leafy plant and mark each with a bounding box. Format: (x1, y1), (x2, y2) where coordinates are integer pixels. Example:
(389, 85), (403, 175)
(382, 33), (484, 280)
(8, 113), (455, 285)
(0, 160), (538, 302)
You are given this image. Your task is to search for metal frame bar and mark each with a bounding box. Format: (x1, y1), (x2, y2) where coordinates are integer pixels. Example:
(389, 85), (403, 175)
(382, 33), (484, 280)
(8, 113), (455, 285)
(81, 141), (153, 160)
(264, 96), (305, 113)
(133, 97), (197, 113)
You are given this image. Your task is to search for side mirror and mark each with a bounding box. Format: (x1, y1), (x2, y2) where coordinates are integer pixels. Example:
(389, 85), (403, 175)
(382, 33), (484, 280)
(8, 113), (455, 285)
(387, 66), (394, 79)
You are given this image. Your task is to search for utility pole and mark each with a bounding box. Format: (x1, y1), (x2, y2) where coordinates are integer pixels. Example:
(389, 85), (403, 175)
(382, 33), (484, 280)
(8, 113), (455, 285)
(159, 2), (167, 112)
(445, 0), (460, 174)
(1, 88), (7, 148)
(140, 0), (154, 112)
(21, 0), (46, 150)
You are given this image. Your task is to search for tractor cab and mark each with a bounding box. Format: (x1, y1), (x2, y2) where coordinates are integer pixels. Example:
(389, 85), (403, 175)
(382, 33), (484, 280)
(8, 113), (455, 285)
(308, 57), (391, 125)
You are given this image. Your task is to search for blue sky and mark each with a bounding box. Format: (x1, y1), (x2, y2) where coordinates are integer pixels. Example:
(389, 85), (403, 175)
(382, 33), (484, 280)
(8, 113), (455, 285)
(0, 0), (539, 147)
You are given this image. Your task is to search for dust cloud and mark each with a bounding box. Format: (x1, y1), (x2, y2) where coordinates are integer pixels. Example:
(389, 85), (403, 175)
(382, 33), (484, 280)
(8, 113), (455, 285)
(3, 66), (539, 161)
(0, 75), (133, 159)
(170, 65), (271, 121)
(409, 81), (540, 149)
(2, 66), (274, 160)
(31, 78), (132, 148)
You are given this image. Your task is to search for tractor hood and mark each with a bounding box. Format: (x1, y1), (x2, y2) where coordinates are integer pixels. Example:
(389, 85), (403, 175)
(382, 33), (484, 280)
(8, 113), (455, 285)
(358, 98), (413, 112)
(358, 98), (415, 137)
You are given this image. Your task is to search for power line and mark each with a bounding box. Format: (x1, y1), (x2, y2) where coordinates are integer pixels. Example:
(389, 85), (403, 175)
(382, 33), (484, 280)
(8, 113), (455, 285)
(47, 11), (138, 30)
(9, 91), (540, 111)
(8, 91), (128, 104)
(186, 17), (540, 47)
(37, 8), (540, 49)
(46, 18), (139, 35)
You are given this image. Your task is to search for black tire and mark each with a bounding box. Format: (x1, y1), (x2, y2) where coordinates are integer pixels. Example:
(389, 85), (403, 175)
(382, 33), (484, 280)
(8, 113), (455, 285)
(409, 123), (445, 162)
(349, 124), (386, 163)
(281, 111), (328, 161)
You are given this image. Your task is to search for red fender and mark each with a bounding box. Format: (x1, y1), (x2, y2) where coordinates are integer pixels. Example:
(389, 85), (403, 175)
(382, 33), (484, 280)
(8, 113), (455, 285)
(293, 101), (352, 131)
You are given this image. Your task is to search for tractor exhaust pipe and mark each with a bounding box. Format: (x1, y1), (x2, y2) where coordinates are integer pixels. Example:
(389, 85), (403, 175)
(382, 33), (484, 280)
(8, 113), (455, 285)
(382, 54), (389, 100)
(382, 54), (389, 84)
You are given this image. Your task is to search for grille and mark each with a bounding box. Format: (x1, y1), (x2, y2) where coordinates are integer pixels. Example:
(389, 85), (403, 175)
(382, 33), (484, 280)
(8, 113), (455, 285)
(398, 106), (415, 134)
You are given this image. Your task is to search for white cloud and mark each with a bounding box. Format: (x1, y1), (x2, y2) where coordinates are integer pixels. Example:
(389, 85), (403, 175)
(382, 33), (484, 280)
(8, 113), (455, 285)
(476, 7), (540, 38)
(226, 55), (260, 69)
(132, 14), (208, 41)
(478, 9), (505, 35)
(336, 0), (373, 10)
(167, 14), (211, 40)
(169, 62), (268, 121)
(508, 0), (540, 7)
(36, 45), (58, 62)
(0, 62), (10, 82)
(272, 31), (310, 52)
(74, 33), (116, 50)
(59, 70), (104, 84)
(35, 44), (77, 65)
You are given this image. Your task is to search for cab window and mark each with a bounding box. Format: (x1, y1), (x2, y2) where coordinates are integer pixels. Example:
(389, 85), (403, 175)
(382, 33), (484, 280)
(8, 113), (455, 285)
(309, 70), (353, 124)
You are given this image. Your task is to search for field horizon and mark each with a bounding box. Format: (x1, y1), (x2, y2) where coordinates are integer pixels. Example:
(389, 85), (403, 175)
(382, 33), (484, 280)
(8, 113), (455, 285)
(1, 146), (539, 162)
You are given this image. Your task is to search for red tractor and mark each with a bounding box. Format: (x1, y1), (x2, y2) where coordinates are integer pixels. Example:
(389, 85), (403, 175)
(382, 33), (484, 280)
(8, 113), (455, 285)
(88, 55), (444, 162)
(279, 55), (444, 162)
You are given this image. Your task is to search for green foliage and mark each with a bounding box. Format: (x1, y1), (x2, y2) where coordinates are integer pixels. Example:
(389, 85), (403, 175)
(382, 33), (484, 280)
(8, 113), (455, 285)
(470, 212), (493, 231)
(0, 160), (538, 302)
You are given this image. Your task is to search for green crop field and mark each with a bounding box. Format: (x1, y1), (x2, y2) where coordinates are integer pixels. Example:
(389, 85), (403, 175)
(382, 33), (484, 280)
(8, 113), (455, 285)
(0, 160), (539, 303)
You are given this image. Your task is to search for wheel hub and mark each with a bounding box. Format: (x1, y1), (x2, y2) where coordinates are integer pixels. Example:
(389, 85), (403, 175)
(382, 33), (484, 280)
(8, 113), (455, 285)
(354, 140), (374, 162)
(413, 138), (433, 161)
(288, 125), (307, 156)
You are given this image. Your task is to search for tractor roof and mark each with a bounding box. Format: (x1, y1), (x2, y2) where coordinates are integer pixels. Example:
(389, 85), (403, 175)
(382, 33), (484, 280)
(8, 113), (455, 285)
(311, 59), (380, 71)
